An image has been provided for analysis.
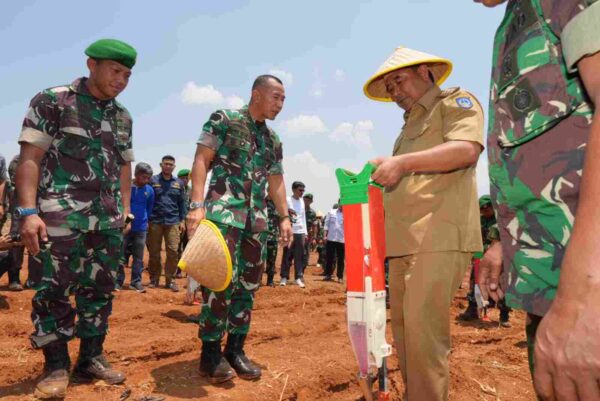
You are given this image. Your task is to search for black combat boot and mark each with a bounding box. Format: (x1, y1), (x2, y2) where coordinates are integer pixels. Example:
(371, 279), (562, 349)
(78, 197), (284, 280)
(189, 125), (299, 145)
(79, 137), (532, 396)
(72, 335), (125, 384)
(224, 334), (261, 380)
(35, 341), (70, 399)
(199, 340), (235, 383)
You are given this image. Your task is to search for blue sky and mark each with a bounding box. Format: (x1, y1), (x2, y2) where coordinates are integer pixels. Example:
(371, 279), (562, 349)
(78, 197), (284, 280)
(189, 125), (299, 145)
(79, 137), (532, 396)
(0, 1), (506, 213)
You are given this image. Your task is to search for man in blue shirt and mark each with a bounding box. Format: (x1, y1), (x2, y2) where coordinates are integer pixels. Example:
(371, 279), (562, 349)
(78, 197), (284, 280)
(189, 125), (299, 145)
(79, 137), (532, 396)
(117, 162), (154, 292)
(148, 155), (186, 291)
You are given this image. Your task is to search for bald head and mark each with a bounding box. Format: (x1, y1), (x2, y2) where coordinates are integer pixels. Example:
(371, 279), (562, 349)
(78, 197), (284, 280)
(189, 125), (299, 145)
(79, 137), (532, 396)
(249, 74), (286, 122)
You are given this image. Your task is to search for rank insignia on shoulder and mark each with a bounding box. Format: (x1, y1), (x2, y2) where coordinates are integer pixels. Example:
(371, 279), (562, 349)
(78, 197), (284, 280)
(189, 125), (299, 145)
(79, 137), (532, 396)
(456, 97), (473, 109)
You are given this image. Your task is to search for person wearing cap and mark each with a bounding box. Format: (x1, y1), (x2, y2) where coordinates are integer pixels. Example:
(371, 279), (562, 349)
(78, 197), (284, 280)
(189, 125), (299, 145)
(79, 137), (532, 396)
(147, 155), (187, 292)
(302, 193), (317, 268)
(473, 1), (600, 399)
(280, 181), (308, 288)
(364, 46), (484, 400)
(117, 162), (154, 293)
(15, 38), (136, 398)
(186, 74), (292, 383)
(314, 210), (326, 269)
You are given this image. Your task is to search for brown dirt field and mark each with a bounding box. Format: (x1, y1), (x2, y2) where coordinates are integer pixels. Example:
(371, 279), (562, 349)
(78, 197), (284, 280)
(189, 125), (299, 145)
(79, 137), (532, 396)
(0, 249), (537, 401)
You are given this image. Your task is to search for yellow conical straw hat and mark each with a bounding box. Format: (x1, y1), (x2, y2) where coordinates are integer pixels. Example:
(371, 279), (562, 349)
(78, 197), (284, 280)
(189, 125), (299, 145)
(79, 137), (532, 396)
(177, 220), (232, 292)
(363, 46), (453, 102)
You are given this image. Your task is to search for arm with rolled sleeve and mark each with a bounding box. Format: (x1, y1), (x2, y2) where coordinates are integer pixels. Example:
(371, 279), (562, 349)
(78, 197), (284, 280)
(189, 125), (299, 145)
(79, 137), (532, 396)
(561, 1), (600, 72)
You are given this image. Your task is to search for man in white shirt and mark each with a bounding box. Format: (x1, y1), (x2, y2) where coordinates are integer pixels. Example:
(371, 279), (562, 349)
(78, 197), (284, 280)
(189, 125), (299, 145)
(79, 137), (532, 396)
(324, 204), (345, 282)
(280, 181), (307, 288)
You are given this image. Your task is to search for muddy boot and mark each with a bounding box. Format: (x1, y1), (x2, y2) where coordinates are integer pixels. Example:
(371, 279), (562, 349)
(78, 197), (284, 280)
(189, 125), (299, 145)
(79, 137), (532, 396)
(199, 341), (235, 383)
(35, 342), (70, 399)
(224, 334), (261, 380)
(72, 336), (125, 384)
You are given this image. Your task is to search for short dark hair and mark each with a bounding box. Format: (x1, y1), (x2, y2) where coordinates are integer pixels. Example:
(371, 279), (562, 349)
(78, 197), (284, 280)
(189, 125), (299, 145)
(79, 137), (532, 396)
(292, 181), (305, 190)
(134, 162), (153, 176)
(162, 155), (175, 162)
(252, 74), (283, 90)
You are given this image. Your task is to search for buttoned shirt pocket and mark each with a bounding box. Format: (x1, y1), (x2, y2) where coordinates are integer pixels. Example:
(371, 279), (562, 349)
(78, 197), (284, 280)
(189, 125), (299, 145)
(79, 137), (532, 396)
(57, 107), (96, 160)
(223, 130), (251, 166)
(493, 1), (574, 148)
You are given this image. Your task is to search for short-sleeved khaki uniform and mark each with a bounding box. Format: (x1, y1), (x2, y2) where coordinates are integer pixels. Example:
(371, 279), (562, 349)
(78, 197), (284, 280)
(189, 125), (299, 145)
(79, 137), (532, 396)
(386, 85), (484, 401)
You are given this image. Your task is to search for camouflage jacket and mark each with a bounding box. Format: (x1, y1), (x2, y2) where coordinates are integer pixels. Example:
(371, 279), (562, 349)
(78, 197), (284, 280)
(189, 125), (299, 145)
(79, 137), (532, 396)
(198, 106), (284, 232)
(487, 0), (598, 316)
(305, 207), (316, 237)
(266, 199), (279, 241)
(480, 215), (498, 252)
(18, 77), (134, 231)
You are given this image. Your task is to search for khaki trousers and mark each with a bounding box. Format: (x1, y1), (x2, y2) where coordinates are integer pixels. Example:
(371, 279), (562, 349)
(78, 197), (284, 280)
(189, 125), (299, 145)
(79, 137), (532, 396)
(388, 251), (471, 401)
(147, 223), (181, 285)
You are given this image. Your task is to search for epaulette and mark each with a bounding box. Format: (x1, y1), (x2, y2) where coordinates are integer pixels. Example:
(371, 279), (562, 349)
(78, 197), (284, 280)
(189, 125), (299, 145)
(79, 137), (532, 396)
(439, 87), (460, 98)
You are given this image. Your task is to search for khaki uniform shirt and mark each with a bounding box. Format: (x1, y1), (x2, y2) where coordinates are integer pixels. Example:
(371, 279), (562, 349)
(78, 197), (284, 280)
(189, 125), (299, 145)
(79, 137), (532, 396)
(384, 85), (484, 257)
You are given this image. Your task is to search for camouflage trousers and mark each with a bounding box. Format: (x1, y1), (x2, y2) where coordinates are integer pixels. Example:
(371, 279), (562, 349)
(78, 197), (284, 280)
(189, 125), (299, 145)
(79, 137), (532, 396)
(29, 226), (122, 349)
(265, 240), (278, 280)
(198, 221), (267, 342)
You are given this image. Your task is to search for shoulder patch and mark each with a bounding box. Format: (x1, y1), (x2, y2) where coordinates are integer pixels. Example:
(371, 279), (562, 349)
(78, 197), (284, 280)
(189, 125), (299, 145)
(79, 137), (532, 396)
(456, 97), (474, 109)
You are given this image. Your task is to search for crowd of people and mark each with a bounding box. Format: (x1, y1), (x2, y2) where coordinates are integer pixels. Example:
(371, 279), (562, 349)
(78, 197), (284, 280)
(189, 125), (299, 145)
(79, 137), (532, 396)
(1, 1), (599, 400)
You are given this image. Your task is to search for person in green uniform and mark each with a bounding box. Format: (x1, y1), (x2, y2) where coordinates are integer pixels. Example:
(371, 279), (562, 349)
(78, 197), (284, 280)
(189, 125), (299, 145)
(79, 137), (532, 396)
(186, 74), (292, 383)
(16, 39), (135, 399)
(476, 1), (600, 399)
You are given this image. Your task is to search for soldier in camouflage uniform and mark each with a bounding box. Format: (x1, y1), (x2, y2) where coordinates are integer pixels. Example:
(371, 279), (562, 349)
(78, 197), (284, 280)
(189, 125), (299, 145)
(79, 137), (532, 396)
(265, 196), (279, 287)
(302, 193), (317, 268)
(477, 0), (600, 398)
(186, 74), (292, 383)
(16, 39), (136, 398)
(6, 155), (25, 291)
(458, 195), (511, 326)
(0, 154), (7, 233)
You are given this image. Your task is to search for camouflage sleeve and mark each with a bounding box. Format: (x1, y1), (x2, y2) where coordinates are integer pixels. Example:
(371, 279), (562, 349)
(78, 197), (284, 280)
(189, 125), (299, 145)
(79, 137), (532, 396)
(268, 131), (284, 176)
(117, 108), (134, 163)
(441, 91), (484, 147)
(487, 223), (500, 243)
(197, 110), (228, 151)
(18, 91), (60, 151)
(560, 1), (600, 71)
(0, 155), (6, 182)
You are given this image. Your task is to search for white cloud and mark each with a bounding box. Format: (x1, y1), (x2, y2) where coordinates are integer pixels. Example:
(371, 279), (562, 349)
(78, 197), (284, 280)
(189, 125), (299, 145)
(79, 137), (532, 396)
(334, 69), (345, 82)
(268, 68), (293, 86)
(181, 81), (246, 109)
(226, 95), (245, 109)
(279, 115), (327, 137)
(330, 120), (374, 149)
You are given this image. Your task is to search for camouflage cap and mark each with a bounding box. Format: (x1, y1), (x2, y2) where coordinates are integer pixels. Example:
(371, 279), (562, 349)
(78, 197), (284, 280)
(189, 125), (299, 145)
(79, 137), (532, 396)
(85, 39), (137, 69)
(479, 195), (492, 208)
(303, 193), (313, 200)
(177, 168), (191, 178)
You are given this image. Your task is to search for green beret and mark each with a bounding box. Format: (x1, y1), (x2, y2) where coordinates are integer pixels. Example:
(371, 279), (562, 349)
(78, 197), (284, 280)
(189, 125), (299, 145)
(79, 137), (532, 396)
(303, 193), (313, 200)
(479, 195), (492, 208)
(85, 39), (137, 69)
(177, 169), (191, 178)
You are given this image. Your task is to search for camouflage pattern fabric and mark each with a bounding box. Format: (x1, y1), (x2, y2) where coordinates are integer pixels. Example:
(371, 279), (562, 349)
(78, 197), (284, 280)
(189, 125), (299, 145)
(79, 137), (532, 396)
(488, 0), (595, 316)
(198, 220), (268, 341)
(197, 106), (284, 233)
(302, 207), (317, 266)
(28, 228), (122, 348)
(480, 215), (497, 252)
(18, 77), (134, 231)
(265, 199), (279, 280)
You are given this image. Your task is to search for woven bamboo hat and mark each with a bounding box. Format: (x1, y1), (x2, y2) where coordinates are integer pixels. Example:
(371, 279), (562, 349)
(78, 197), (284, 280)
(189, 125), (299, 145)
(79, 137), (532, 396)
(363, 46), (453, 102)
(177, 220), (232, 291)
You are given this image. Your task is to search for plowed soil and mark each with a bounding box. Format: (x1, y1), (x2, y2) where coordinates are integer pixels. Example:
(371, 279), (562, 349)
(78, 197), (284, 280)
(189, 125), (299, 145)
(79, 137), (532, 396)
(0, 249), (536, 401)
